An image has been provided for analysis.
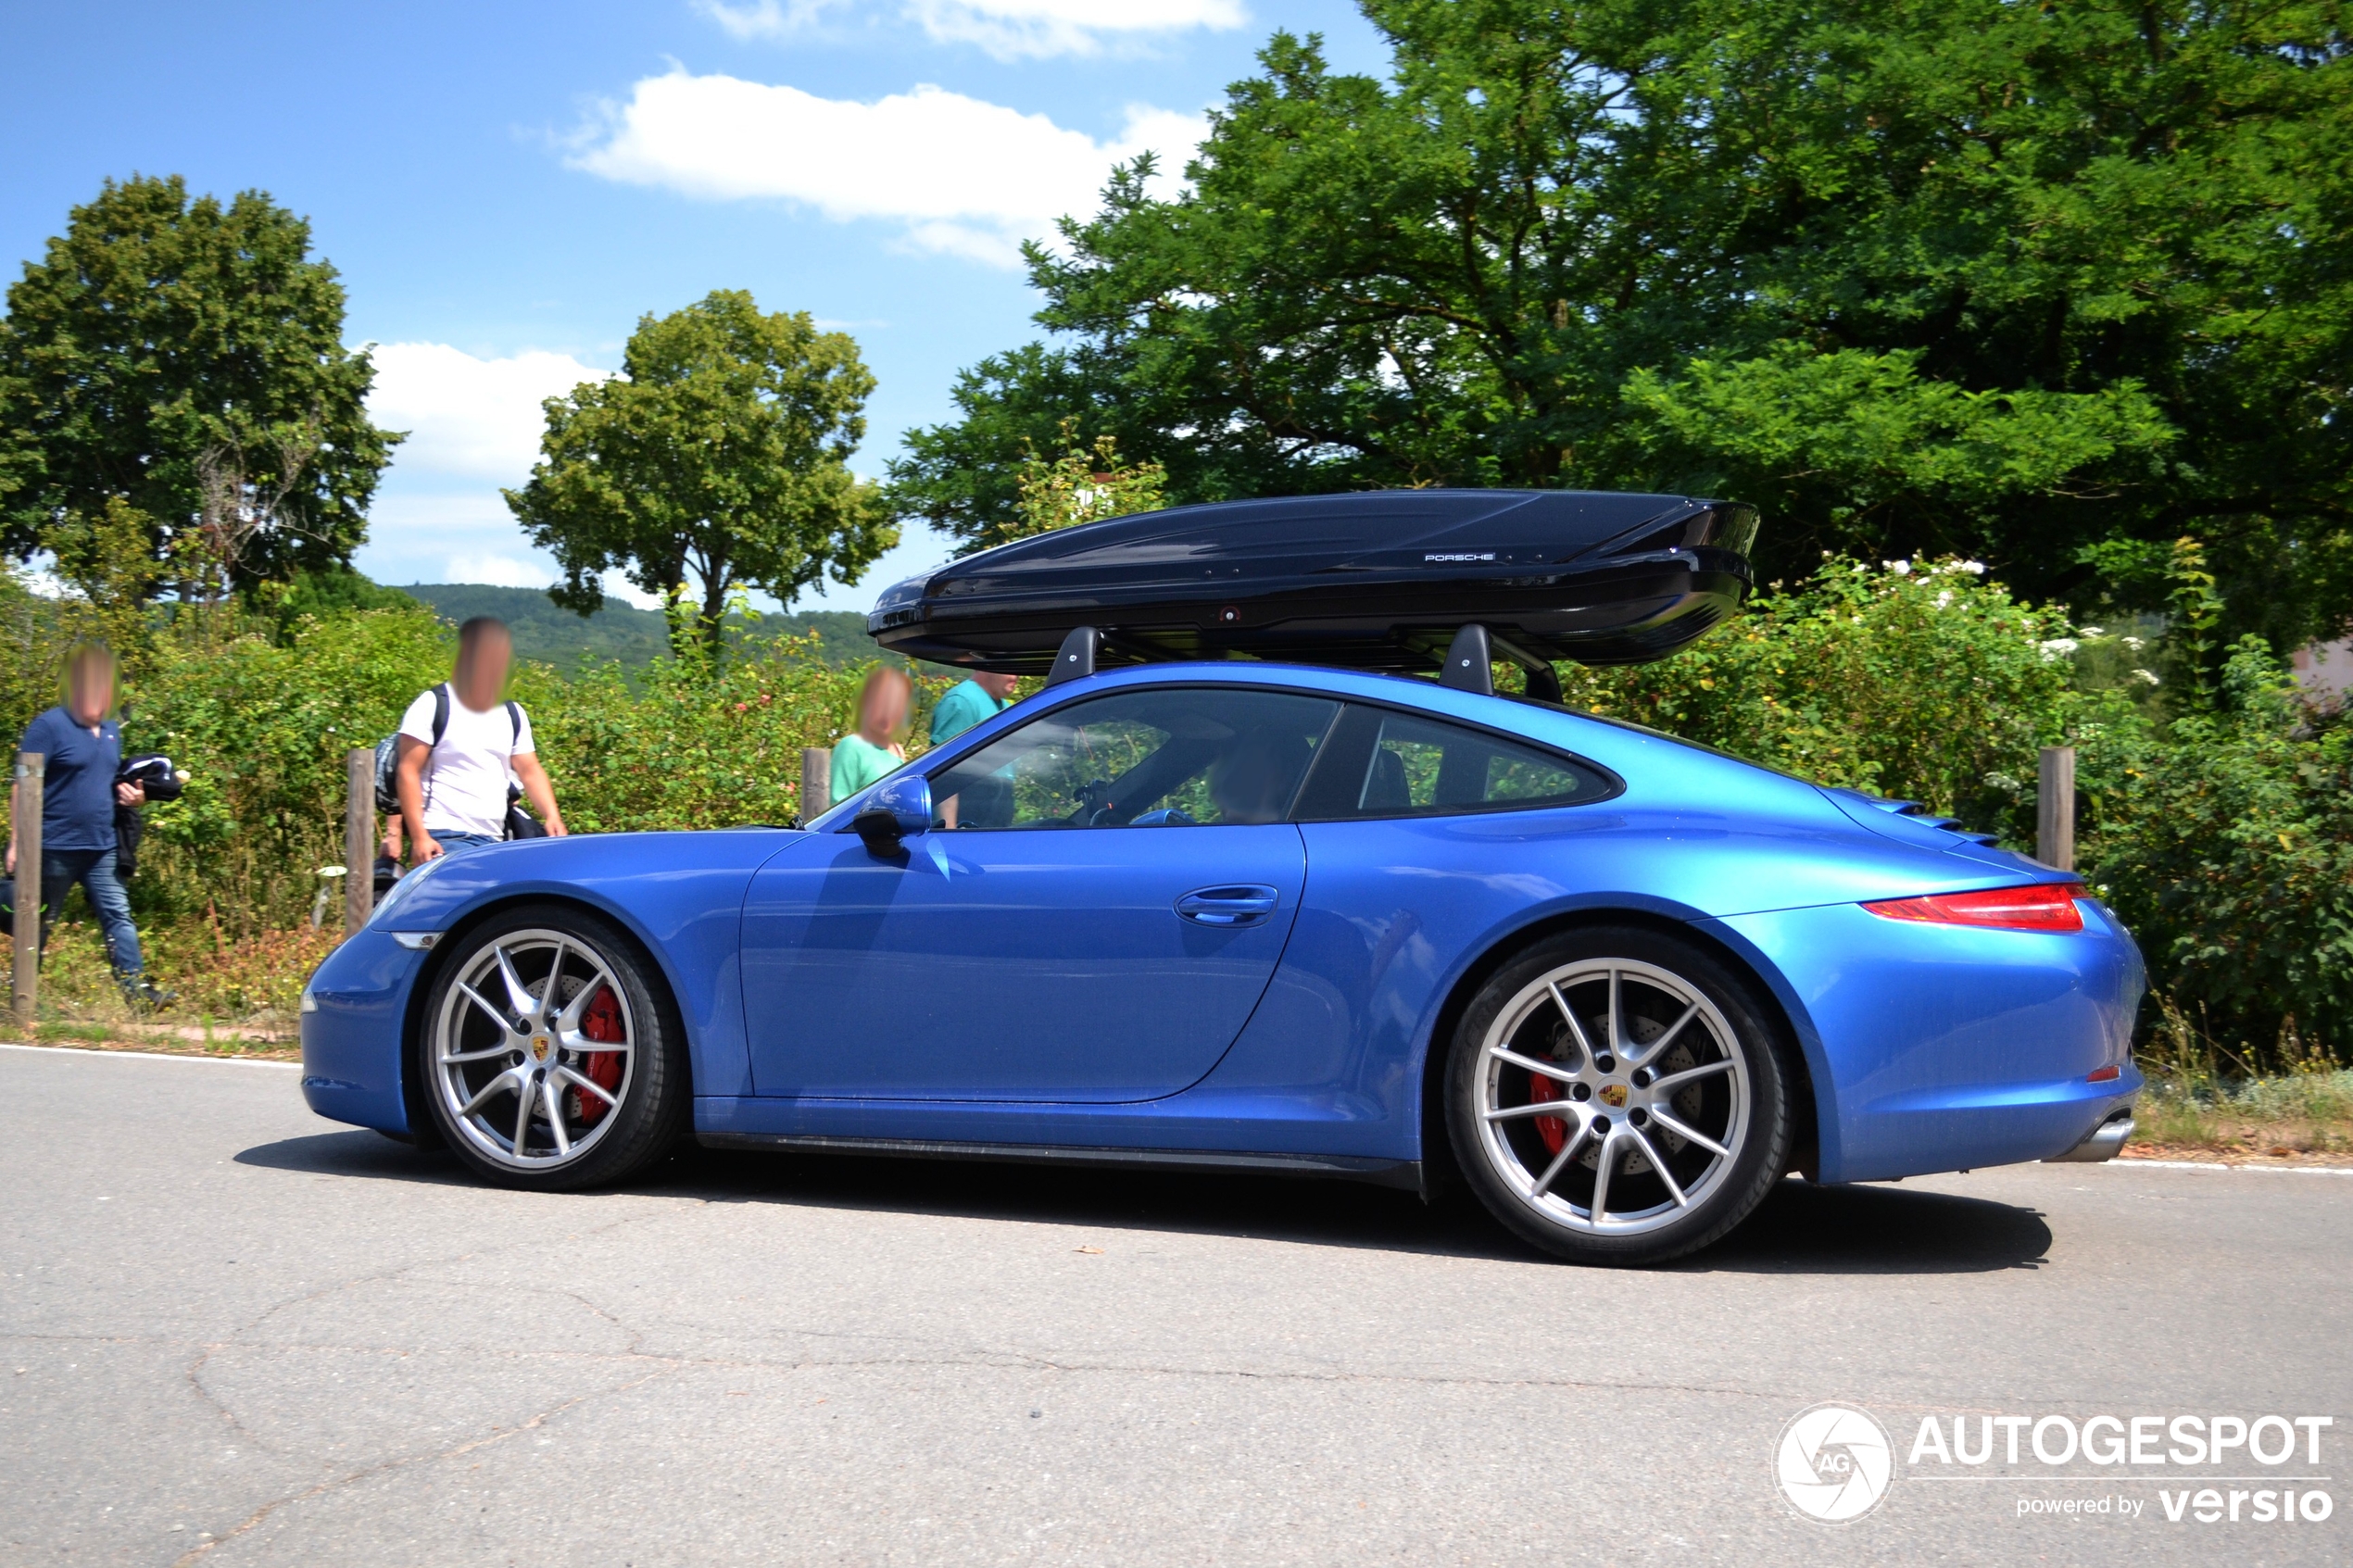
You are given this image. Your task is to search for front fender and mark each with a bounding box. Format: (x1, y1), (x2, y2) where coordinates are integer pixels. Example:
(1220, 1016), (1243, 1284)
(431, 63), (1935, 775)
(359, 831), (786, 1110)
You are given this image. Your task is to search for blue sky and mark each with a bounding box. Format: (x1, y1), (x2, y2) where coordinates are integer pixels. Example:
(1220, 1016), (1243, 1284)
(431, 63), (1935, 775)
(0, 0), (1388, 611)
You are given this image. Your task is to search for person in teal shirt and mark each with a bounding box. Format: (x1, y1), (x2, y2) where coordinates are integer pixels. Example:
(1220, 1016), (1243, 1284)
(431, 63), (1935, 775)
(929, 671), (1018, 828)
(831, 666), (912, 804)
(929, 671), (1018, 746)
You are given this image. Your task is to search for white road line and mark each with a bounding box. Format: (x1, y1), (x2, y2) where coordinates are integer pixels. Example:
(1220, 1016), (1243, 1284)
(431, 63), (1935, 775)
(2109, 1158), (2353, 1177)
(0, 1041), (301, 1070)
(1911, 1474), (2333, 1483)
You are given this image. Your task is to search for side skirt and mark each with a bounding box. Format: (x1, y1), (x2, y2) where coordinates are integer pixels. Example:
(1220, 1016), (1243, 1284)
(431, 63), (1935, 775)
(696, 1131), (1423, 1191)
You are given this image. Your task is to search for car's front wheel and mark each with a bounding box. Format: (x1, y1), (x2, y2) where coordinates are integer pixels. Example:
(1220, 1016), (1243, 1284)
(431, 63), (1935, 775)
(1446, 926), (1793, 1265)
(419, 904), (686, 1189)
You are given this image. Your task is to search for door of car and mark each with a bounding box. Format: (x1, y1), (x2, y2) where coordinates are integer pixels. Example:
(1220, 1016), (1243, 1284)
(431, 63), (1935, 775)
(739, 685), (1340, 1102)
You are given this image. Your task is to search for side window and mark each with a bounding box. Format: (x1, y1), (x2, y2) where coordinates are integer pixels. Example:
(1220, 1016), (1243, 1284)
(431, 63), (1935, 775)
(1302, 708), (1615, 820)
(924, 687), (1340, 829)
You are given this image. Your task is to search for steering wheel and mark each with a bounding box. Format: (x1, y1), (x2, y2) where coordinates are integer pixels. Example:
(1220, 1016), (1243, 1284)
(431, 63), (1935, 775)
(1131, 808), (1199, 827)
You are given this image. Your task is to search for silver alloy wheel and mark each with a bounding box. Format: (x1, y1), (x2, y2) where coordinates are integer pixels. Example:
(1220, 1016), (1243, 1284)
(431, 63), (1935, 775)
(430, 927), (637, 1171)
(1474, 957), (1750, 1236)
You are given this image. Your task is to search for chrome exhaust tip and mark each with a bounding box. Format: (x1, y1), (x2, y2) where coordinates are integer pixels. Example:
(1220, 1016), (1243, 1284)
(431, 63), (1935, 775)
(2046, 1108), (2135, 1163)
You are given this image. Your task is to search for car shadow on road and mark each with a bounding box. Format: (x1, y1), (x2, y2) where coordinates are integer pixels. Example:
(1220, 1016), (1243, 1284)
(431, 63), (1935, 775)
(1673, 1178), (2053, 1274)
(238, 1131), (2050, 1273)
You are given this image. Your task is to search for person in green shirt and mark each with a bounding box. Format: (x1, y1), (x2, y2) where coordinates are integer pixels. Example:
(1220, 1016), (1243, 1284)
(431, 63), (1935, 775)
(831, 666), (912, 804)
(929, 671), (1019, 828)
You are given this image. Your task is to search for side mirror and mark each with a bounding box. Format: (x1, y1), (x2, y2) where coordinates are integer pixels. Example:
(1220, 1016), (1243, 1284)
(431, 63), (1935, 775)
(852, 772), (932, 857)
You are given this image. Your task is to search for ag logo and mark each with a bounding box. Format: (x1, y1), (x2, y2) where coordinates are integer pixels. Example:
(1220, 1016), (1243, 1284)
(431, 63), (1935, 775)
(1775, 1403), (1894, 1524)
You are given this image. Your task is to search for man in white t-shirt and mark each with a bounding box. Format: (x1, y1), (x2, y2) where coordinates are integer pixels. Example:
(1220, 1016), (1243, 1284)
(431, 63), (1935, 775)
(395, 617), (568, 862)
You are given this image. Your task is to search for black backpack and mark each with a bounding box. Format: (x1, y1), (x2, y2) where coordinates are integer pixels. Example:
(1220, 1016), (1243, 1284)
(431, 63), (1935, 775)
(374, 686), (533, 832)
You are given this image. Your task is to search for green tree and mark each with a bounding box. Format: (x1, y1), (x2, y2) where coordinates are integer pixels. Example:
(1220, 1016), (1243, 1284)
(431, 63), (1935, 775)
(975, 420), (1165, 553)
(507, 290), (895, 651)
(890, 0), (2353, 646)
(249, 564), (416, 645)
(0, 174), (399, 591)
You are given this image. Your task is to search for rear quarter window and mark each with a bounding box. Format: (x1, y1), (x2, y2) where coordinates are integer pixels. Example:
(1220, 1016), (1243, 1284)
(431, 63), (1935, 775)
(1293, 705), (1619, 821)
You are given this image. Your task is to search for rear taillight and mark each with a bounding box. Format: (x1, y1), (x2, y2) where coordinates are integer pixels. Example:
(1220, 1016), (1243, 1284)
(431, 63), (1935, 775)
(1862, 882), (2085, 933)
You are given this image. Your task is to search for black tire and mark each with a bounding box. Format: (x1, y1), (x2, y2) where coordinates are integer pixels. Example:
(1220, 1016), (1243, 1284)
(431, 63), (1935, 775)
(416, 902), (688, 1190)
(1445, 925), (1792, 1266)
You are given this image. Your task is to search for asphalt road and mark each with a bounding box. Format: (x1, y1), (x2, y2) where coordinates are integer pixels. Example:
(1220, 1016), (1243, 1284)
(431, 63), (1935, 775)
(3, 1043), (2347, 1568)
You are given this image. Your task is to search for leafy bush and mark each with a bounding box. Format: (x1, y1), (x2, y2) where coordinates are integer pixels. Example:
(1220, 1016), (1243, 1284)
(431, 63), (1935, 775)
(127, 601), (455, 933)
(2084, 638), (2353, 1064)
(1559, 557), (2081, 842)
(517, 633), (953, 835)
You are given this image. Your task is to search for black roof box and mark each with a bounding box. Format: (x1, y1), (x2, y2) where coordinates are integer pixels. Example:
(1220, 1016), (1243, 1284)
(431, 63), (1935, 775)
(867, 488), (1756, 676)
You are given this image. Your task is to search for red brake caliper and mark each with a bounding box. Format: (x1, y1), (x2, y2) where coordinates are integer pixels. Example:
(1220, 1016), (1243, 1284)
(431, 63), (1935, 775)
(573, 985), (625, 1125)
(1529, 1073), (1567, 1154)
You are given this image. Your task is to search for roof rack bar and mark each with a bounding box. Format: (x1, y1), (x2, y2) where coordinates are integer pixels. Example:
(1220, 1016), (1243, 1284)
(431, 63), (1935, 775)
(1441, 624), (1493, 695)
(1488, 629), (1564, 703)
(1042, 625), (1101, 687)
(1439, 622), (1562, 702)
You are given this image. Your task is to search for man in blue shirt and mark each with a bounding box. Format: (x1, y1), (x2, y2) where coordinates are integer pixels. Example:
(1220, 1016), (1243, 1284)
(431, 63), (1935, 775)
(2, 644), (164, 1006)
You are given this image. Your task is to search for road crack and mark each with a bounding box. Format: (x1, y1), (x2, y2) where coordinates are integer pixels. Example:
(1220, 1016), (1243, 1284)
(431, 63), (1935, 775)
(167, 1365), (680, 1567)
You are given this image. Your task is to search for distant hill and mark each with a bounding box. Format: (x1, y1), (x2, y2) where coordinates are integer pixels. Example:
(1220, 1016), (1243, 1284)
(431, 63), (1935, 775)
(395, 584), (891, 672)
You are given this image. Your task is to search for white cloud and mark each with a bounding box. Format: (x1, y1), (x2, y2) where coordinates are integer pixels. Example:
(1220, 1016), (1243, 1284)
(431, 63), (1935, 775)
(571, 70), (1204, 265)
(431, 558), (660, 608)
(598, 572), (672, 610)
(701, 0), (1245, 59)
(444, 552), (553, 589)
(700, 0), (841, 39)
(366, 343), (609, 483)
(912, 0), (1246, 58)
(355, 492), (515, 585)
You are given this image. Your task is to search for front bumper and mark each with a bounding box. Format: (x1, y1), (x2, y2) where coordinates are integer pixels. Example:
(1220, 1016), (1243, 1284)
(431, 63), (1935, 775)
(299, 928), (433, 1135)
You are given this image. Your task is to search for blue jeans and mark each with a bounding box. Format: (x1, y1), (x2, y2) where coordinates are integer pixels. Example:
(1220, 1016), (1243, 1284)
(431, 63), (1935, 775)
(428, 833), (498, 857)
(0, 847), (144, 977)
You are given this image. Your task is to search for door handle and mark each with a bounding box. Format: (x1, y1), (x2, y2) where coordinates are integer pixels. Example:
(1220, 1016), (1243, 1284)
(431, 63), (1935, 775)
(1176, 885), (1279, 927)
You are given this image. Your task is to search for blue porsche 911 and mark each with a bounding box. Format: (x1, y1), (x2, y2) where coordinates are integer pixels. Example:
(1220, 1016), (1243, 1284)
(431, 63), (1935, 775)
(300, 491), (2145, 1265)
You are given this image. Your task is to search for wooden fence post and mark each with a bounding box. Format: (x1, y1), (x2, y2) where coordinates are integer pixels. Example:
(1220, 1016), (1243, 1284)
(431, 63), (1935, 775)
(800, 746), (830, 825)
(2038, 745), (2076, 872)
(345, 748), (374, 931)
(13, 752), (42, 1029)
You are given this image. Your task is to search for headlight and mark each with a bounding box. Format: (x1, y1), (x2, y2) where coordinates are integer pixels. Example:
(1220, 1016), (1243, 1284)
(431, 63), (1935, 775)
(299, 985), (318, 1014)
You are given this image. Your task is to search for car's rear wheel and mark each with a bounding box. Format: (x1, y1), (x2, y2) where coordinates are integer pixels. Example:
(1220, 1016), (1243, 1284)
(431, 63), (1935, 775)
(1446, 926), (1792, 1265)
(419, 904), (686, 1189)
